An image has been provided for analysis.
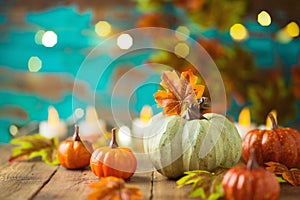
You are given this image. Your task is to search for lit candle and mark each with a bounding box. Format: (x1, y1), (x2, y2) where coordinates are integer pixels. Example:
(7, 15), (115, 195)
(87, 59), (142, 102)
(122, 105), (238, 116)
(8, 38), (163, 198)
(258, 110), (277, 130)
(39, 106), (67, 140)
(235, 107), (256, 139)
(132, 105), (153, 137)
(78, 106), (106, 143)
(117, 126), (132, 148)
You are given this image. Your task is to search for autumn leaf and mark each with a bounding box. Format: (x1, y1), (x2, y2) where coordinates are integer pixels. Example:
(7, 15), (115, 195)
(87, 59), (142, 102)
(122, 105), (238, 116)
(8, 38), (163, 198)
(176, 168), (227, 200)
(88, 176), (143, 200)
(265, 162), (300, 186)
(154, 70), (205, 116)
(9, 134), (59, 165)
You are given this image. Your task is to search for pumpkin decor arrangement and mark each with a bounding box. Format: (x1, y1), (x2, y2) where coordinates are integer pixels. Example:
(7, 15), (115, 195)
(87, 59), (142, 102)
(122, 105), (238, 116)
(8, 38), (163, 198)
(57, 125), (93, 169)
(90, 128), (137, 179)
(144, 70), (242, 179)
(222, 149), (280, 200)
(242, 113), (300, 168)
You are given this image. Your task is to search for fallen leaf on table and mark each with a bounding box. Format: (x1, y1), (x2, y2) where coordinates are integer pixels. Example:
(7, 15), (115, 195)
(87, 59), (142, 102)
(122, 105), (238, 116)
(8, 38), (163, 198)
(9, 134), (59, 165)
(265, 162), (300, 186)
(176, 168), (227, 200)
(88, 176), (143, 200)
(154, 70), (205, 116)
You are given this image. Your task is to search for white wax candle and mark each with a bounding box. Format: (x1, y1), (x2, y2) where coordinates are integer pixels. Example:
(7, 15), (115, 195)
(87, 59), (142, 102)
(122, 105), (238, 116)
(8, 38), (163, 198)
(39, 106), (67, 140)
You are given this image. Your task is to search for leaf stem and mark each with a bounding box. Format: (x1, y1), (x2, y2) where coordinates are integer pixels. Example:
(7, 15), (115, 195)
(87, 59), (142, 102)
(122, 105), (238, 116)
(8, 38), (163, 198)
(110, 128), (119, 148)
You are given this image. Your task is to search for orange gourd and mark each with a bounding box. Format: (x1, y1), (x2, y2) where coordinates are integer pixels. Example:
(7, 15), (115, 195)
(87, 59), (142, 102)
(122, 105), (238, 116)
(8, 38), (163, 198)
(90, 128), (137, 179)
(57, 125), (93, 169)
(222, 149), (280, 200)
(242, 114), (300, 168)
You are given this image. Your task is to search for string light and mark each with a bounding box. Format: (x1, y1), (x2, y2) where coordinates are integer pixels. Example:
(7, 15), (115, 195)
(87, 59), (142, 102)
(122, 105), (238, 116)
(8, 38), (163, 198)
(42, 31), (57, 47)
(230, 23), (249, 41)
(117, 34), (133, 50)
(28, 56), (42, 72)
(95, 21), (111, 37)
(174, 43), (190, 58)
(257, 11), (272, 26)
(175, 26), (190, 41)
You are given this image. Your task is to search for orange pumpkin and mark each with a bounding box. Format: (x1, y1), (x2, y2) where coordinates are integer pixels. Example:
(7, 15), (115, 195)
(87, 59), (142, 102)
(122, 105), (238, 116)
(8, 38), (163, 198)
(222, 149), (280, 200)
(242, 114), (300, 168)
(90, 128), (137, 179)
(57, 125), (93, 169)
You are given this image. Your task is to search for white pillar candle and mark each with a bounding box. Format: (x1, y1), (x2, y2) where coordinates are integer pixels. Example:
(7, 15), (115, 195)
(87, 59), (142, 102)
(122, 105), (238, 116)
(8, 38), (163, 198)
(235, 107), (256, 139)
(39, 106), (67, 140)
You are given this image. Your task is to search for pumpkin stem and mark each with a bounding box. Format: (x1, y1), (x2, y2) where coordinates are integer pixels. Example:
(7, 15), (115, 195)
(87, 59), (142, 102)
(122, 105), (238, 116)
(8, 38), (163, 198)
(109, 128), (119, 148)
(182, 97), (210, 120)
(73, 125), (81, 141)
(268, 113), (278, 129)
(247, 149), (259, 170)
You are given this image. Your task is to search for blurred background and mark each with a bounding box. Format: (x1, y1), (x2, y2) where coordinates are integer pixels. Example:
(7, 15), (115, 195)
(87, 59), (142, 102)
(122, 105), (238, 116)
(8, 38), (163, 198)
(0, 0), (300, 143)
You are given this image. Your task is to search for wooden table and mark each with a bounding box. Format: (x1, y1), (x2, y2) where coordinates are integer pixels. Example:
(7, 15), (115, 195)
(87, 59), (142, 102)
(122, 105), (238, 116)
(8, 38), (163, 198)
(0, 145), (299, 200)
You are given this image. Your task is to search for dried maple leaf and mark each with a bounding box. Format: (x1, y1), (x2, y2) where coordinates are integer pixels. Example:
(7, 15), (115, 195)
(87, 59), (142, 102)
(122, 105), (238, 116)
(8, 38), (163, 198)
(154, 70), (205, 116)
(265, 162), (300, 186)
(88, 176), (143, 200)
(176, 168), (227, 199)
(9, 134), (59, 165)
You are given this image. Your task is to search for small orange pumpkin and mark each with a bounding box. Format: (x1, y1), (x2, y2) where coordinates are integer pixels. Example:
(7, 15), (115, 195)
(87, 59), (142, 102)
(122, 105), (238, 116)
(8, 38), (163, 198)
(57, 125), (93, 169)
(222, 149), (280, 200)
(90, 128), (137, 179)
(242, 114), (300, 168)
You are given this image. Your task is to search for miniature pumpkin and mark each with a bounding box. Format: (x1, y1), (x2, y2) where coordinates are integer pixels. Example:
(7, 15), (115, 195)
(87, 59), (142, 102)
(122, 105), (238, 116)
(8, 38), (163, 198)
(144, 104), (242, 179)
(242, 113), (300, 168)
(90, 128), (137, 179)
(222, 149), (280, 200)
(57, 125), (93, 169)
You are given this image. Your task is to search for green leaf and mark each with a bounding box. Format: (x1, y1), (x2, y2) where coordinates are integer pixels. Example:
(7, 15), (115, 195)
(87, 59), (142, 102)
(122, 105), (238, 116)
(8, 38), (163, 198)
(9, 134), (59, 165)
(276, 176), (287, 183)
(176, 168), (227, 200)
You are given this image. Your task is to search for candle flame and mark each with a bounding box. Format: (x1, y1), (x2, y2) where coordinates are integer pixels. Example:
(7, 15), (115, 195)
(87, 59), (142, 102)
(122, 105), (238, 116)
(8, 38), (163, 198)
(140, 105), (153, 123)
(86, 106), (99, 123)
(266, 110), (277, 129)
(48, 106), (59, 125)
(238, 107), (251, 126)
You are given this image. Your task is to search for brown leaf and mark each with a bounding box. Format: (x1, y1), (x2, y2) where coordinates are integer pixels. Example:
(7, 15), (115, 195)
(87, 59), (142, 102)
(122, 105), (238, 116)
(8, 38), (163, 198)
(88, 176), (143, 200)
(265, 162), (300, 186)
(154, 70), (205, 116)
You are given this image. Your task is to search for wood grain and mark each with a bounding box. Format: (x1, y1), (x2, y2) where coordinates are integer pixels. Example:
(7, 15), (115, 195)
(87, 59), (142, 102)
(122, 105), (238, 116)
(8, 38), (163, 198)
(0, 162), (58, 200)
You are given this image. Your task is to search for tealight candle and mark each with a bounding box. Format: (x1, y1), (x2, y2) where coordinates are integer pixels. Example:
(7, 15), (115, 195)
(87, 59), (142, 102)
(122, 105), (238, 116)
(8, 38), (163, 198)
(132, 105), (153, 137)
(78, 106), (106, 143)
(235, 107), (256, 139)
(39, 106), (67, 140)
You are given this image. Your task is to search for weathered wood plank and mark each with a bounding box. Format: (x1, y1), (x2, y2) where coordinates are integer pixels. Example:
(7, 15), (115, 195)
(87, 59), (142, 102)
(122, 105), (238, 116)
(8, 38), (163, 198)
(0, 162), (58, 200)
(279, 184), (300, 200)
(152, 172), (194, 200)
(0, 145), (12, 166)
(33, 166), (98, 200)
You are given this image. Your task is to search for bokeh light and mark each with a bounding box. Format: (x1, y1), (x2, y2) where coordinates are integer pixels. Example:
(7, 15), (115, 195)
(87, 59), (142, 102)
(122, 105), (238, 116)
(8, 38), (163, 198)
(174, 43), (190, 58)
(257, 11), (272, 26)
(95, 21), (111, 37)
(117, 33), (133, 50)
(9, 125), (18, 136)
(285, 21), (299, 38)
(230, 23), (249, 41)
(35, 30), (45, 44)
(42, 31), (57, 47)
(28, 56), (42, 72)
(175, 26), (190, 41)
(75, 108), (84, 119)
